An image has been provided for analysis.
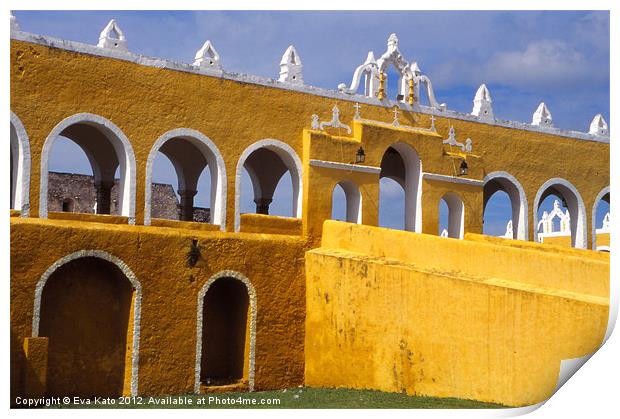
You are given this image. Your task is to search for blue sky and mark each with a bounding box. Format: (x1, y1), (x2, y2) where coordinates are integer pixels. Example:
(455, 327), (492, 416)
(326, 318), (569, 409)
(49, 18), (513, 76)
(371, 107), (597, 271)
(14, 10), (610, 234)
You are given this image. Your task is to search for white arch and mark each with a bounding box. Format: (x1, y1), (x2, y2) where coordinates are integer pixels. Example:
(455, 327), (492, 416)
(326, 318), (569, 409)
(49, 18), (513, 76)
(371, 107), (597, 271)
(592, 186), (610, 250)
(10, 112), (31, 217)
(235, 139), (303, 232)
(533, 178), (587, 249)
(332, 180), (362, 224)
(144, 128), (227, 230)
(31, 250), (142, 396)
(483, 171), (529, 240)
(597, 245), (610, 252)
(194, 270), (257, 393)
(39, 113), (136, 223)
(440, 192), (464, 239)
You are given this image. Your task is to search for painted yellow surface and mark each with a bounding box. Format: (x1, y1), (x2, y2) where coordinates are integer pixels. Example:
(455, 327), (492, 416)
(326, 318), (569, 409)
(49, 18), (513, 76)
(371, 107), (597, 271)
(9, 37), (611, 404)
(305, 221), (609, 407)
(543, 233), (610, 250)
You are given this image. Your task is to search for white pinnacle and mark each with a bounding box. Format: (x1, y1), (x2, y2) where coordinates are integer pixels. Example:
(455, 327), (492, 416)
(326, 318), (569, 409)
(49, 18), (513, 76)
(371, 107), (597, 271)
(471, 84), (494, 121)
(279, 45), (303, 84)
(194, 40), (222, 71)
(97, 19), (127, 51)
(532, 102), (553, 127)
(589, 114), (608, 136)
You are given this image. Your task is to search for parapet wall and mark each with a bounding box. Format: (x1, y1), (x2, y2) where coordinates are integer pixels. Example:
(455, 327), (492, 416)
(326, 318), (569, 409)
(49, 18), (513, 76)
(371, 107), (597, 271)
(305, 221), (609, 406)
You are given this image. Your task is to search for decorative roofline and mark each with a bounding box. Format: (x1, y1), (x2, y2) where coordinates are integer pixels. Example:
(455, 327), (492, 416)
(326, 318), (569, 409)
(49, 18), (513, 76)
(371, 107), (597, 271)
(10, 27), (609, 145)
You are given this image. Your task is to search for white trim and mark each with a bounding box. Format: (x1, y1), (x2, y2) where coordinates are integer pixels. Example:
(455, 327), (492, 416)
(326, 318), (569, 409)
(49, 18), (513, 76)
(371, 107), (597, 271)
(144, 128), (227, 230)
(31, 250), (142, 396)
(194, 270), (257, 393)
(332, 180), (362, 224)
(11, 31), (610, 144)
(592, 186), (610, 251)
(533, 178), (587, 249)
(441, 192), (465, 239)
(483, 171), (529, 241)
(423, 172), (484, 187)
(596, 245), (610, 252)
(235, 139), (303, 232)
(39, 113), (137, 224)
(10, 111), (31, 217)
(310, 159), (381, 174)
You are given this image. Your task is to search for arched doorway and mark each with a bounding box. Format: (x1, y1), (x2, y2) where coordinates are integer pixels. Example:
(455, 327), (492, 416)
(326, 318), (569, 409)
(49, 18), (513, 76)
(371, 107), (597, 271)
(40, 114), (136, 222)
(33, 252), (141, 397)
(379, 143), (422, 232)
(592, 187), (610, 251)
(10, 112), (31, 216)
(331, 180), (362, 223)
(235, 139), (302, 231)
(533, 178), (586, 248)
(483, 172), (528, 240)
(195, 271), (256, 392)
(144, 128), (226, 228)
(439, 192), (464, 239)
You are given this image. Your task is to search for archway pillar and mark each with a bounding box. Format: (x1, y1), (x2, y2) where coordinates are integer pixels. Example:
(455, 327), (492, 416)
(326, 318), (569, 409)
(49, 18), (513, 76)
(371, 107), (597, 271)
(178, 189), (198, 221)
(95, 181), (115, 214)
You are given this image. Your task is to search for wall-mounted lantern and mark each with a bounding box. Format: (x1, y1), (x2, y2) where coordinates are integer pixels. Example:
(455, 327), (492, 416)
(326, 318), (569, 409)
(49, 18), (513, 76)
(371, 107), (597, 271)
(355, 146), (366, 164)
(459, 159), (469, 176)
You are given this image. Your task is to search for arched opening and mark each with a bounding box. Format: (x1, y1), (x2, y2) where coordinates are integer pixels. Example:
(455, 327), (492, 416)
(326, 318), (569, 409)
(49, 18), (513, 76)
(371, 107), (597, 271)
(40, 114), (136, 221)
(533, 178), (586, 248)
(10, 112), (31, 216)
(439, 192), (464, 239)
(331, 180), (362, 223)
(198, 275), (253, 391)
(235, 140), (302, 231)
(145, 129), (226, 228)
(379, 143), (422, 232)
(37, 256), (137, 397)
(61, 198), (75, 213)
(593, 187), (610, 251)
(483, 172), (528, 240)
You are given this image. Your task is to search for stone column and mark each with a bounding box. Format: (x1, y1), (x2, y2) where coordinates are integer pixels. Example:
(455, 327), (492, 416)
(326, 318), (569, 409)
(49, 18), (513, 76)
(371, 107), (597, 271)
(254, 198), (273, 215)
(94, 181), (114, 214)
(178, 189), (198, 221)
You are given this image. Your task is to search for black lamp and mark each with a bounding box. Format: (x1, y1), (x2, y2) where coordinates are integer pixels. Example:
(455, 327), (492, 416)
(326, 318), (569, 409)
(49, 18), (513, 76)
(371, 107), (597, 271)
(459, 159), (468, 176)
(355, 146), (366, 164)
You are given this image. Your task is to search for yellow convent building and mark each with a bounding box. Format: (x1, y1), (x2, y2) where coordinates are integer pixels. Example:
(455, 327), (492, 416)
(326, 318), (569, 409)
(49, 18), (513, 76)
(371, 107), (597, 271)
(10, 17), (610, 407)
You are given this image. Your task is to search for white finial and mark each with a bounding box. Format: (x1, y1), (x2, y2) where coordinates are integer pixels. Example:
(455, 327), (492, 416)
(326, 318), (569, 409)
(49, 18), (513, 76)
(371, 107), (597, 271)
(365, 51), (377, 65)
(440, 229), (448, 238)
(589, 114), (609, 136)
(387, 33), (399, 49)
(279, 45), (303, 84)
(532, 102), (553, 127)
(97, 19), (127, 51)
(471, 84), (494, 121)
(353, 103), (362, 120)
(10, 13), (20, 32)
(194, 40), (222, 71)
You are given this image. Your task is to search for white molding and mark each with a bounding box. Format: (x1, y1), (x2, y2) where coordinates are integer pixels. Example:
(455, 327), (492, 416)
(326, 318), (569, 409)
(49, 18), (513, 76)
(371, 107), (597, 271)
(194, 270), (257, 393)
(10, 31), (610, 144)
(533, 178), (587, 249)
(10, 111), (31, 217)
(423, 172), (484, 187)
(39, 113), (137, 224)
(234, 139), (303, 232)
(31, 250), (142, 396)
(310, 159), (381, 174)
(592, 186), (610, 250)
(483, 171), (529, 241)
(144, 128), (227, 230)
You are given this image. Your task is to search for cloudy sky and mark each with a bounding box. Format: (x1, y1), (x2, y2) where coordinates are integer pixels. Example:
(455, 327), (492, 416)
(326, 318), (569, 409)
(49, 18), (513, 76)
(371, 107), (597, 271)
(13, 10), (610, 234)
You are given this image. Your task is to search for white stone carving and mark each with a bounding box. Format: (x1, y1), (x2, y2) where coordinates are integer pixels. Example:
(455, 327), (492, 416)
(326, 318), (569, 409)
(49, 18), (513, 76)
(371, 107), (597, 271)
(311, 114), (320, 129)
(532, 102), (553, 127)
(440, 229), (449, 238)
(10, 13), (20, 32)
(97, 19), (127, 51)
(502, 220), (513, 239)
(472, 84), (494, 121)
(589, 114), (609, 137)
(392, 107), (400, 126)
(279, 45), (303, 84)
(194, 40), (222, 71)
(537, 199), (571, 240)
(442, 126), (473, 152)
(317, 105), (352, 134)
(353, 103), (362, 120)
(338, 34), (443, 110)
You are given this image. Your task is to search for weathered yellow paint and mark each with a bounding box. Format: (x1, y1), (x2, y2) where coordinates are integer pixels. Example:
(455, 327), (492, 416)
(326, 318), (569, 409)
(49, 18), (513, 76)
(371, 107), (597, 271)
(543, 232), (610, 250)
(239, 213), (302, 235)
(22, 337), (48, 398)
(305, 221), (609, 407)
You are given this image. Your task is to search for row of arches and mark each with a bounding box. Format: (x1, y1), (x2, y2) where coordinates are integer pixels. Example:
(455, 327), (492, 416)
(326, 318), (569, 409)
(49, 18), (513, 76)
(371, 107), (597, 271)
(31, 251), (256, 397)
(10, 112), (302, 232)
(11, 112), (609, 249)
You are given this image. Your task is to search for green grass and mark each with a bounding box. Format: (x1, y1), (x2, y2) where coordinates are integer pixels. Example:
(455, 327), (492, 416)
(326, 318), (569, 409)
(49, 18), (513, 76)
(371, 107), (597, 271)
(53, 387), (507, 409)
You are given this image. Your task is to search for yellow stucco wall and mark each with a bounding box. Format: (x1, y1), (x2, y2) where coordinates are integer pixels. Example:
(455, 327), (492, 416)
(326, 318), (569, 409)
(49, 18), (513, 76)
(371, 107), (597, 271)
(305, 221), (609, 407)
